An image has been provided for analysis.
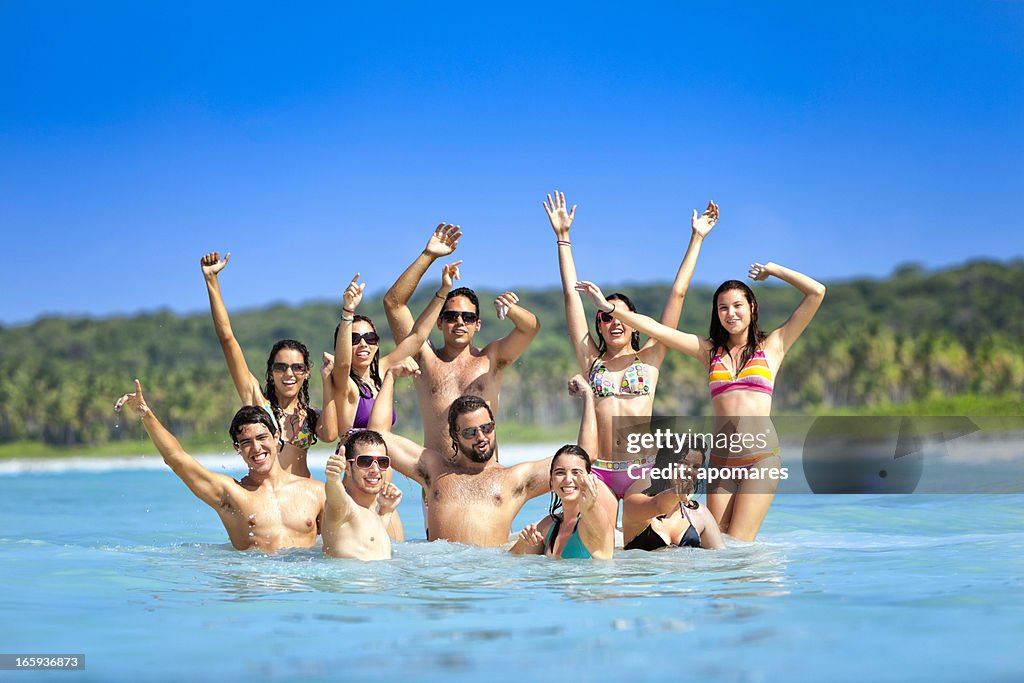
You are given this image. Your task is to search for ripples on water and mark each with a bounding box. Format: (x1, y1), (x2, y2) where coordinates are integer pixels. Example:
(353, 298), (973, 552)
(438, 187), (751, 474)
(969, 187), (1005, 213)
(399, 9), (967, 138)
(2, 469), (1023, 682)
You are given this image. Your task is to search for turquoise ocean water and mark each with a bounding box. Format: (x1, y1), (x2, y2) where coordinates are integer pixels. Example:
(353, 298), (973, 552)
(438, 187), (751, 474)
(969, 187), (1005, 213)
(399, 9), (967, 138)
(2, 448), (1023, 683)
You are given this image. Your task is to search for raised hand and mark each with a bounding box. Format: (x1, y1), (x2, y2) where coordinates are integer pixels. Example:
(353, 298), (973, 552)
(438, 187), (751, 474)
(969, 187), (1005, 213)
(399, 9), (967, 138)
(691, 200), (719, 238)
(325, 451), (347, 482)
(441, 260), (463, 289)
(748, 262), (775, 282)
(390, 356), (421, 379)
(573, 281), (613, 313)
(321, 352), (335, 383)
(343, 273), (365, 312)
(377, 482), (403, 515)
(543, 190), (576, 238)
(114, 379), (151, 418)
(518, 523), (545, 548)
(579, 473), (600, 512)
(494, 291), (518, 320)
(200, 251), (230, 278)
(567, 374), (588, 399)
(424, 223), (462, 258)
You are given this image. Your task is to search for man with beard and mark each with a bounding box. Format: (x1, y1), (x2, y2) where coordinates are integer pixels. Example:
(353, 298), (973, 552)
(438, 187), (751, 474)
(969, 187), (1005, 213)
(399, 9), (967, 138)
(322, 430), (403, 561)
(368, 362), (571, 547)
(114, 380), (324, 552)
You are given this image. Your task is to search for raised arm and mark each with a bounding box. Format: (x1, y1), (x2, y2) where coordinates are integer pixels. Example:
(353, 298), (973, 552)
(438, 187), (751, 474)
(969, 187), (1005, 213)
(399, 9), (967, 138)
(200, 252), (263, 405)
(749, 262), (826, 354)
(380, 260), (460, 373)
(367, 363), (430, 485)
(577, 474), (615, 559)
(486, 291), (540, 366)
(375, 481), (403, 532)
(567, 375), (598, 457)
(332, 274), (365, 431)
(316, 352), (339, 443)
(623, 483), (690, 522)
(655, 201), (719, 332)
(115, 379), (234, 508)
(576, 281), (709, 364)
(383, 223), (461, 343)
(323, 451), (357, 525)
(544, 191), (599, 372)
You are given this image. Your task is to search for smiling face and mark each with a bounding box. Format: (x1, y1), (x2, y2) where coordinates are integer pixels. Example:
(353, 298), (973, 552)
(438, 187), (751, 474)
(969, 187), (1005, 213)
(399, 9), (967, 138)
(270, 347), (308, 400)
(438, 294), (481, 348)
(233, 422), (280, 474)
(716, 288), (753, 338)
(454, 406), (496, 463)
(549, 453), (589, 503)
(350, 319), (380, 372)
(346, 442), (388, 495)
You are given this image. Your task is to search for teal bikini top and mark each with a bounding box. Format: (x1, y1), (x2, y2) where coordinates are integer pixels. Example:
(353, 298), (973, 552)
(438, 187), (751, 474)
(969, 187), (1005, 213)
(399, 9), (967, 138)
(545, 514), (592, 559)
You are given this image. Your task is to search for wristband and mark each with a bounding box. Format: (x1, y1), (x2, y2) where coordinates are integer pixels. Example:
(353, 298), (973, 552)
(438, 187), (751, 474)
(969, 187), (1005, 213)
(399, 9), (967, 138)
(340, 313), (354, 323)
(556, 240), (572, 246)
(435, 290), (446, 300)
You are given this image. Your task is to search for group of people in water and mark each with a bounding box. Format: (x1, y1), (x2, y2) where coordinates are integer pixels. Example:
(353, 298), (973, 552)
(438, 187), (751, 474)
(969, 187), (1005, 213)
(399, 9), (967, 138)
(114, 191), (825, 560)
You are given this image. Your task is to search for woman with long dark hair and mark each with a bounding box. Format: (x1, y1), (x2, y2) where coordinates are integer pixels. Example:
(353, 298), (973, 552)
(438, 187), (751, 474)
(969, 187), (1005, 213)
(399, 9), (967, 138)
(544, 190), (718, 507)
(200, 251), (338, 478)
(576, 261), (824, 541)
(622, 436), (725, 550)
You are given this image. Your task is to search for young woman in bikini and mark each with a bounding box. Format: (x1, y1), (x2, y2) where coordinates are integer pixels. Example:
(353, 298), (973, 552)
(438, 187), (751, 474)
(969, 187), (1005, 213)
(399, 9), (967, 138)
(622, 435), (726, 551)
(200, 252), (338, 478)
(576, 262), (825, 541)
(544, 190), (718, 507)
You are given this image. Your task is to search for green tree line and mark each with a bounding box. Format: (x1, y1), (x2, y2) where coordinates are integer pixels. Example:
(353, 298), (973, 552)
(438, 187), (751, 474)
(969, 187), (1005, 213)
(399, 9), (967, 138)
(2, 259), (1022, 449)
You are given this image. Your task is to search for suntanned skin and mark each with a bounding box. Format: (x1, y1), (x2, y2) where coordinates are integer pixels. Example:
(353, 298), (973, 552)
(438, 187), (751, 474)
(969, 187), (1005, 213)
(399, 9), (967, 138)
(322, 446), (402, 561)
(114, 380), (324, 552)
(367, 362), (553, 546)
(622, 449), (726, 550)
(200, 251), (338, 477)
(383, 224), (540, 456)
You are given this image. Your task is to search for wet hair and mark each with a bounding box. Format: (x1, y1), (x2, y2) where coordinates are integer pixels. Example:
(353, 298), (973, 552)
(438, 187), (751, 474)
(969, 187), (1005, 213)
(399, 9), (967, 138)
(263, 339), (319, 447)
(708, 280), (766, 372)
(228, 405), (280, 447)
(548, 444), (593, 520)
(343, 429), (388, 457)
(443, 287), (480, 316)
(334, 315), (382, 398)
(447, 395), (495, 454)
(641, 434), (709, 499)
(591, 292), (642, 363)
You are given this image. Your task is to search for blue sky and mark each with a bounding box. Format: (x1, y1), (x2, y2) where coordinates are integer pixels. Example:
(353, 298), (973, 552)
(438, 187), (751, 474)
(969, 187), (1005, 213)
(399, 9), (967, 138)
(2, 1), (1021, 324)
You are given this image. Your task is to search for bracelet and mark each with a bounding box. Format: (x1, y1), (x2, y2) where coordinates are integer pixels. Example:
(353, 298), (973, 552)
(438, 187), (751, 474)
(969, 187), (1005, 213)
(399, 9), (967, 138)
(605, 303), (617, 315)
(340, 313), (354, 323)
(342, 307), (355, 314)
(435, 290), (446, 300)
(556, 240), (572, 246)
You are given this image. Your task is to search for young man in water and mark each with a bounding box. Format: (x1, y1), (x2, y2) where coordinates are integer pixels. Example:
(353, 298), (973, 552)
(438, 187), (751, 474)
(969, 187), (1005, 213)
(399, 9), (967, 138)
(382, 223), (540, 459)
(322, 430), (402, 561)
(114, 380), (324, 552)
(368, 362), (605, 547)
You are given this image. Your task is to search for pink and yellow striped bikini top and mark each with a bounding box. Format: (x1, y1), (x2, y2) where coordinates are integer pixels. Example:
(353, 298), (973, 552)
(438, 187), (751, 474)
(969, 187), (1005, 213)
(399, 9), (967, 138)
(708, 347), (774, 398)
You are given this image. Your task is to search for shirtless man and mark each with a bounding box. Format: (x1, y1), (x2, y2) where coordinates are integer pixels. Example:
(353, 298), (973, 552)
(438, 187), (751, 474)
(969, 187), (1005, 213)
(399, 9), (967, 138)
(114, 380), (324, 552)
(383, 223), (540, 456)
(368, 362), (572, 546)
(322, 431), (403, 561)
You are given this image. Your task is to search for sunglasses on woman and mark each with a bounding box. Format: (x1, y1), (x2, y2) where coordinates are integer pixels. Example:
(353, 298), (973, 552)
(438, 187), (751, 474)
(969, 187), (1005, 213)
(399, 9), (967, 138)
(348, 454), (391, 469)
(271, 362), (307, 374)
(460, 421), (495, 440)
(351, 332), (380, 345)
(440, 310), (479, 324)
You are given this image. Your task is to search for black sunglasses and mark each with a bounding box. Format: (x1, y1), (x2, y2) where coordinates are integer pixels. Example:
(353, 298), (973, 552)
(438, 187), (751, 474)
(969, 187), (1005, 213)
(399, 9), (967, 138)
(348, 454), (391, 469)
(460, 421), (495, 439)
(596, 311), (616, 324)
(440, 310), (479, 324)
(352, 332), (380, 345)
(271, 362), (307, 374)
